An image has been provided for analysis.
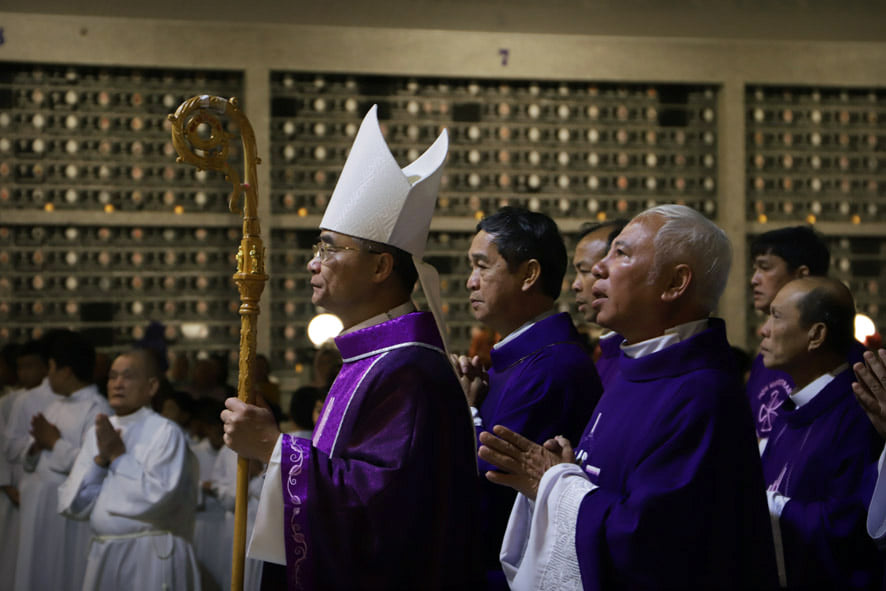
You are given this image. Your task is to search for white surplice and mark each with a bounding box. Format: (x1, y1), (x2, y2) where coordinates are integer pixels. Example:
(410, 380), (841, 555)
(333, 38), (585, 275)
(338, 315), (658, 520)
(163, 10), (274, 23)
(3, 377), (59, 466)
(14, 383), (109, 591)
(58, 406), (201, 591)
(500, 463), (594, 591)
(198, 445), (262, 591)
(0, 388), (26, 583)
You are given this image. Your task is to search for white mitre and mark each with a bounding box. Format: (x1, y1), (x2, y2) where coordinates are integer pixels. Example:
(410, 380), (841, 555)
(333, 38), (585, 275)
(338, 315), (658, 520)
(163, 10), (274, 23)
(320, 104), (451, 349)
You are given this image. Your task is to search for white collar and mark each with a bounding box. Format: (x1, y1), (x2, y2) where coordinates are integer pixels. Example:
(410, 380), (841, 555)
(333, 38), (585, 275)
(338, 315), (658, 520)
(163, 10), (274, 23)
(789, 362), (848, 409)
(63, 383), (100, 401)
(494, 308), (558, 350)
(111, 405), (152, 426)
(342, 301), (416, 335)
(621, 318), (710, 359)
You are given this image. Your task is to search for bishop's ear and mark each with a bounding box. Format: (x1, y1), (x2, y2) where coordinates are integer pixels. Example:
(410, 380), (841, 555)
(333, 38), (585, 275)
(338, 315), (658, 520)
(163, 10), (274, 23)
(660, 263), (692, 303)
(371, 251), (396, 284)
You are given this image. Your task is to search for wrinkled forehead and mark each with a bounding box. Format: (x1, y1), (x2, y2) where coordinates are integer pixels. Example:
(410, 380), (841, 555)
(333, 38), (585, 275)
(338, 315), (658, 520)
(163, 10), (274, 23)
(618, 214), (662, 245)
(110, 353), (147, 375)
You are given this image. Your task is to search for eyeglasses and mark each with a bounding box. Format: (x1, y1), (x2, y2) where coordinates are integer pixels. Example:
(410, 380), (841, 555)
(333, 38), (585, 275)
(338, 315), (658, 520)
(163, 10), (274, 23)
(311, 241), (379, 263)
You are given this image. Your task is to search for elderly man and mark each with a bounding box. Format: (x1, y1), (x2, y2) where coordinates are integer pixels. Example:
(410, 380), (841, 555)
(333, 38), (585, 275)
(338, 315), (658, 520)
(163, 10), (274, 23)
(454, 206), (601, 588)
(757, 277), (881, 589)
(58, 349), (201, 591)
(479, 204), (777, 590)
(571, 219), (627, 388)
(222, 105), (480, 590)
(745, 226), (831, 439)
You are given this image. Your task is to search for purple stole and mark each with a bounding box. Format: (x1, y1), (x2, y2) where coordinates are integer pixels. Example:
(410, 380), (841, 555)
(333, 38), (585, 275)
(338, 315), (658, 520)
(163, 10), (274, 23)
(594, 331), (622, 389)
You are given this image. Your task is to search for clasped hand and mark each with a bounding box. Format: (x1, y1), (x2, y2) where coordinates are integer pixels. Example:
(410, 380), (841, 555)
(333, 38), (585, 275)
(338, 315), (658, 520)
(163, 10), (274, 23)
(478, 425), (576, 501)
(853, 348), (886, 438)
(450, 354), (489, 407)
(30, 413), (61, 452)
(94, 413), (125, 467)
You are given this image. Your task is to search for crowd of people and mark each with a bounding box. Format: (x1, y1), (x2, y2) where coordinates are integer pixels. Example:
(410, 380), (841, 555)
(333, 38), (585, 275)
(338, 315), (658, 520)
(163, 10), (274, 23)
(3, 103), (886, 590)
(0, 334), (333, 591)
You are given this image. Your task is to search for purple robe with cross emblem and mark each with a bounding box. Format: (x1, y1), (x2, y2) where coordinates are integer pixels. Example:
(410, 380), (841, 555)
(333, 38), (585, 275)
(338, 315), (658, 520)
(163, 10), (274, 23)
(761, 366), (883, 589)
(747, 340), (868, 439)
(571, 318), (778, 590)
(280, 311), (481, 590)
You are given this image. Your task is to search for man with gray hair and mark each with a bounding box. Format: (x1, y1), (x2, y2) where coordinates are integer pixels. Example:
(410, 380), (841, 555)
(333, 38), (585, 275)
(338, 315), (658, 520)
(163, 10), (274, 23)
(479, 204), (777, 590)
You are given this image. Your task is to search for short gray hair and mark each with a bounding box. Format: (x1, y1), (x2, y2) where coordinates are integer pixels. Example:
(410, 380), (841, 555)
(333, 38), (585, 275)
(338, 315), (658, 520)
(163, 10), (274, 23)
(635, 204), (732, 315)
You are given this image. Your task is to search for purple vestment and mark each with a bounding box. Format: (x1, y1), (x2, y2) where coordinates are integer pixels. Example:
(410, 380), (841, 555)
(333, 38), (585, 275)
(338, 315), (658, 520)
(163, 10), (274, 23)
(761, 367), (883, 589)
(280, 312), (481, 590)
(747, 340), (868, 439)
(594, 332), (622, 390)
(572, 318), (778, 590)
(746, 353), (794, 438)
(478, 312), (601, 585)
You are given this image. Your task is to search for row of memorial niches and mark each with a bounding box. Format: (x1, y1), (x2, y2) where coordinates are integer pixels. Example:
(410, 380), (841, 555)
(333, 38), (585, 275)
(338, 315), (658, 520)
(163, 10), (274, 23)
(0, 63), (884, 359)
(0, 63), (243, 214)
(267, 73), (719, 221)
(745, 87), (884, 224)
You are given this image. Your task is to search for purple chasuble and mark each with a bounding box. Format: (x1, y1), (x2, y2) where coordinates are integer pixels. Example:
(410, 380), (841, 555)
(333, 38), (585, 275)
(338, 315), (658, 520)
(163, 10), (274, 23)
(761, 367), (883, 589)
(748, 340), (868, 439)
(478, 312), (601, 586)
(594, 332), (622, 390)
(572, 318), (778, 590)
(281, 311), (481, 590)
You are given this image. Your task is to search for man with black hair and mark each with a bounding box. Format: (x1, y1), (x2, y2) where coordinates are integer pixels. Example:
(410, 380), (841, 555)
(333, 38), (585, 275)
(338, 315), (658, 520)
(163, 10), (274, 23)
(758, 277), (882, 588)
(746, 226), (832, 440)
(572, 219), (628, 387)
(480, 205), (777, 591)
(0, 343), (21, 397)
(0, 338), (54, 583)
(14, 329), (110, 591)
(453, 206), (601, 589)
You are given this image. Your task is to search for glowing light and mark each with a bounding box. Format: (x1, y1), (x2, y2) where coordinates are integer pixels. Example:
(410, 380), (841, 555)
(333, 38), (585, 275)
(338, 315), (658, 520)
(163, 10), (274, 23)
(308, 313), (343, 346)
(855, 314), (876, 343)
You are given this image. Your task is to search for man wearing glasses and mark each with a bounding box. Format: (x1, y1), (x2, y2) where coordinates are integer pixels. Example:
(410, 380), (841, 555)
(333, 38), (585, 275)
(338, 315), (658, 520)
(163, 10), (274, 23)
(222, 105), (481, 590)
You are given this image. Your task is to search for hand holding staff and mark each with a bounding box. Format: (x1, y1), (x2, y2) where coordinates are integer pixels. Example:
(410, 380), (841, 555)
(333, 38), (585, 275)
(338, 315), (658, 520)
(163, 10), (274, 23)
(168, 96), (267, 591)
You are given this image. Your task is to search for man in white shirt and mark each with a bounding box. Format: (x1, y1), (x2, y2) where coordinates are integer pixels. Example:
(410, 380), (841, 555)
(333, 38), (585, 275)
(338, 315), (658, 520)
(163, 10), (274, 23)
(0, 338), (51, 583)
(15, 330), (110, 591)
(58, 348), (201, 591)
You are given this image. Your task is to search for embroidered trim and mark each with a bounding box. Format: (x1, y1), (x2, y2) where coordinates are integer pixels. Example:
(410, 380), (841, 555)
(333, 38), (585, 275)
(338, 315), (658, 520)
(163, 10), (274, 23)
(341, 341), (444, 363)
(538, 473), (587, 591)
(284, 437), (308, 588)
(497, 340), (585, 373)
(311, 395), (335, 447)
(329, 353), (387, 456)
